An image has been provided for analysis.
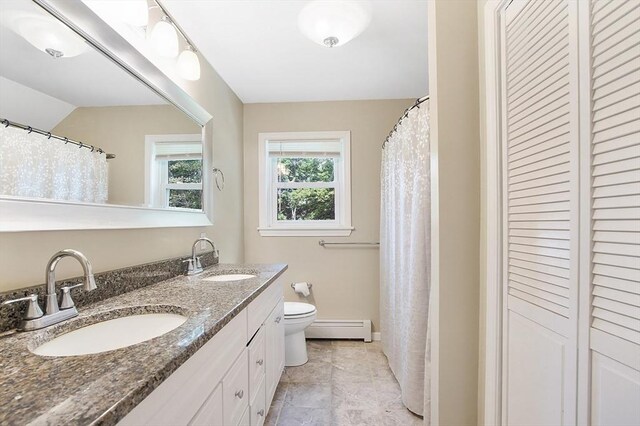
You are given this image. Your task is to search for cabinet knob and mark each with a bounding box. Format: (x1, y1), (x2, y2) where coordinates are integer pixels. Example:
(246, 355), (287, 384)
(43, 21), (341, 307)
(257, 409), (265, 417)
(275, 316), (281, 323)
(235, 389), (244, 399)
(257, 359), (264, 366)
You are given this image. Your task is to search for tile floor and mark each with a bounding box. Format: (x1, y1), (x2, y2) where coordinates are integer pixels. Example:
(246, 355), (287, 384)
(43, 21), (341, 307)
(265, 339), (423, 426)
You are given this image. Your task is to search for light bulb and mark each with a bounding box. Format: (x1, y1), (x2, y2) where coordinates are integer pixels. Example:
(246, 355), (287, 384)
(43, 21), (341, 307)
(177, 48), (201, 81)
(298, 0), (372, 48)
(149, 17), (178, 58)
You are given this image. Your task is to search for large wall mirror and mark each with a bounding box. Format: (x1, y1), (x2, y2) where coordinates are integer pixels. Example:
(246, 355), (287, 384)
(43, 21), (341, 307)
(0, 0), (213, 231)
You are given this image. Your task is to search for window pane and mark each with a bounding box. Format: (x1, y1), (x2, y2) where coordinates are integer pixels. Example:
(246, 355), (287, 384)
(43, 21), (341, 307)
(276, 157), (334, 183)
(277, 188), (335, 221)
(169, 189), (202, 210)
(168, 159), (202, 184)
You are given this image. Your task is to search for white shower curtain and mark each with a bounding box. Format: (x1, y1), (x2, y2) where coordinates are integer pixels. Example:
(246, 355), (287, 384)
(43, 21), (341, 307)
(380, 101), (431, 418)
(0, 125), (108, 203)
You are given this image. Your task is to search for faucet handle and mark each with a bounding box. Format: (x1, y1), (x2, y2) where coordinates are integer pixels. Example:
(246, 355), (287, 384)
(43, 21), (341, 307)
(2, 294), (44, 320)
(183, 258), (195, 274)
(59, 283), (83, 310)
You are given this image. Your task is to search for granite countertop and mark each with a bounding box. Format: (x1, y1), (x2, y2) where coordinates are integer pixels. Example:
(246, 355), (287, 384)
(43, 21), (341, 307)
(0, 263), (287, 426)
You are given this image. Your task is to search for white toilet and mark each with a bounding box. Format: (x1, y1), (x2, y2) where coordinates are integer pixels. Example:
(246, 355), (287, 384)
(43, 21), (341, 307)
(283, 302), (317, 367)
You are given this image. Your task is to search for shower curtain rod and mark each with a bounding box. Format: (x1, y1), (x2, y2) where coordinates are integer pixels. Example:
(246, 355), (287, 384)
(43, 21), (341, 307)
(1, 118), (116, 159)
(382, 95), (430, 149)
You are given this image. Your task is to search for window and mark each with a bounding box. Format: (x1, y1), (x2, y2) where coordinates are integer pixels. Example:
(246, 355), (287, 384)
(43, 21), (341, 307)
(258, 131), (352, 236)
(145, 135), (203, 210)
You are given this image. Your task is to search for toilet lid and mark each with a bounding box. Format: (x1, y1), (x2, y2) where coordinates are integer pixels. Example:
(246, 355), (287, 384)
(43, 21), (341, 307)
(284, 302), (316, 317)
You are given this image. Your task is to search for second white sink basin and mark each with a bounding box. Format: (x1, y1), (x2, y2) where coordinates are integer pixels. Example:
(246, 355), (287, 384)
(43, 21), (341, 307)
(202, 274), (256, 282)
(32, 313), (187, 357)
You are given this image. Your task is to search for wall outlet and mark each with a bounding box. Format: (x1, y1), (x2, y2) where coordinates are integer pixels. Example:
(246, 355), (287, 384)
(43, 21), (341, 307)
(200, 233), (207, 250)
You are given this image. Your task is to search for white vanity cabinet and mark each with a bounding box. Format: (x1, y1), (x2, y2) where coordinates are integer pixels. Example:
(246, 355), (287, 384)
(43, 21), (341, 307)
(119, 280), (284, 426)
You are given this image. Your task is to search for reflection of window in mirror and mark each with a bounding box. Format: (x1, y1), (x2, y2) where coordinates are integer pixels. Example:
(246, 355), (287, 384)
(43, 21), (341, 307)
(145, 135), (202, 210)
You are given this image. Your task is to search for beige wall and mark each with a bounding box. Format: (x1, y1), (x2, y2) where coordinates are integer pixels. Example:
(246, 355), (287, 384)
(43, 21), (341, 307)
(53, 105), (200, 206)
(477, 1), (490, 424)
(243, 100), (412, 332)
(0, 50), (244, 291)
(428, 0), (481, 425)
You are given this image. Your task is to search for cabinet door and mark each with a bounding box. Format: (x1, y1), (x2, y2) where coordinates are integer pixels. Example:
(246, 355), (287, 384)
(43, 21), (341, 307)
(265, 299), (284, 404)
(188, 383), (222, 426)
(499, 0), (580, 424)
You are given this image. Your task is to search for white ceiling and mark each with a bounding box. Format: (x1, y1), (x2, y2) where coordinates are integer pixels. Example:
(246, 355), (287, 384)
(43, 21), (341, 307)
(0, 0), (164, 108)
(163, 0), (429, 104)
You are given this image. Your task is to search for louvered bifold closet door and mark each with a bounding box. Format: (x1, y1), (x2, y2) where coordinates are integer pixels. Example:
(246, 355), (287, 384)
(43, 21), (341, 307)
(588, 1), (640, 425)
(501, 0), (579, 424)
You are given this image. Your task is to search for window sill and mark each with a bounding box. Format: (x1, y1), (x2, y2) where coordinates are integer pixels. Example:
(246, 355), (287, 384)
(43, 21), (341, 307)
(257, 226), (354, 237)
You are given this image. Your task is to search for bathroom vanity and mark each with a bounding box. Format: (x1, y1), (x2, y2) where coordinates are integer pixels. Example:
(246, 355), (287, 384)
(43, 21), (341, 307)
(120, 270), (285, 426)
(0, 263), (287, 425)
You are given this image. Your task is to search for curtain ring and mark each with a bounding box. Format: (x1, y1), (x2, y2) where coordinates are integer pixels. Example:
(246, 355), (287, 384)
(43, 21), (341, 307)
(78, 142), (83, 148)
(64, 137), (69, 144)
(27, 126), (33, 134)
(46, 132), (52, 139)
(90, 146), (95, 152)
(2, 119), (8, 127)
(212, 167), (225, 191)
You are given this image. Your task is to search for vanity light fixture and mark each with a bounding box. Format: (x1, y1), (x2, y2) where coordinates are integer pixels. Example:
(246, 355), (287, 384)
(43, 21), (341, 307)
(298, 0), (372, 48)
(148, 1), (201, 80)
(177, 45), (201, 81)
(149, 15), (179, 58)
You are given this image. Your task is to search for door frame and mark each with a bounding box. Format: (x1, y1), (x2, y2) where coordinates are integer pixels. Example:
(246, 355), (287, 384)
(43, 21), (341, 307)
(481, 1), (511, 425)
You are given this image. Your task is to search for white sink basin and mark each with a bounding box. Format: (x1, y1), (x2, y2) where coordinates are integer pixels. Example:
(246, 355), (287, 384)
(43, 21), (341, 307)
(202, 274), (256, 282)
(32, 313), (187, 357)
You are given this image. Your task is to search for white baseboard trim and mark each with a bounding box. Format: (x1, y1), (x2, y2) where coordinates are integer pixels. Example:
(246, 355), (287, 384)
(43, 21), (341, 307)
(372, 332), (381, 341)
(305, 319), (372, 342)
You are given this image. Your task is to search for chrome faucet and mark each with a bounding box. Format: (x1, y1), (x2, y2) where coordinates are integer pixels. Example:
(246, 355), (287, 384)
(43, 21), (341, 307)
(2, 249), (97, 331)
(186, 237), (217, 275)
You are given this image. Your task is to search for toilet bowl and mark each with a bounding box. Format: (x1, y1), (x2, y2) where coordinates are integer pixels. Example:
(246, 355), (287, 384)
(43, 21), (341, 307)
(283, 302), (317, 367)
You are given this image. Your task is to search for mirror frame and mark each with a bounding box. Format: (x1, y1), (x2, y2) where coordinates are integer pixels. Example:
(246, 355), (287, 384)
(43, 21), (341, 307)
(0, 0), (214, 232)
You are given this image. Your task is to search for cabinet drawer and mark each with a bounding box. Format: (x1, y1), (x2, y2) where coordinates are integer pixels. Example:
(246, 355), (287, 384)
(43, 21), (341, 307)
(248, 326), (266, 402)
(250, 377), (267, 426)
(223, 349), (249, 426)
(248, 280), (283, 338)
(188, 383), (222, 426)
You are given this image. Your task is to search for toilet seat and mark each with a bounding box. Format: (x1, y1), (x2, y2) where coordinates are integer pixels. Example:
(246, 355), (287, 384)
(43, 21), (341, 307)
(284, 302), (316, 318)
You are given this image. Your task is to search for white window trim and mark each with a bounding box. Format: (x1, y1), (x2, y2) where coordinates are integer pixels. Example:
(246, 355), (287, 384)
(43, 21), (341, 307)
(258, 131), (353, 237)
(144, 134), (202, 210)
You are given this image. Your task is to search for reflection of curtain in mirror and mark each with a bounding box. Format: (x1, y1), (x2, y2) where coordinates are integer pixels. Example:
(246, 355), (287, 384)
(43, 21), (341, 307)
(380, 102), (431, 418)
(0, 125), (108, 203)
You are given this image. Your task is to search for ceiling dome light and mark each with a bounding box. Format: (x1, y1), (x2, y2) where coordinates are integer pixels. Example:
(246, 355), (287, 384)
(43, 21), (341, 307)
(81, 0), (149, 27)
(177, 47), (201, 81)
(15, 15), (88, 58)
(298, 0), (372, 48)
(149, 16), (178, 58)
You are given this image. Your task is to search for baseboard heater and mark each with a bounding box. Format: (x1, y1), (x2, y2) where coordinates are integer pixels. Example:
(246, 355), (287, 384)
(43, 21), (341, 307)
(305, 319), (372, 342)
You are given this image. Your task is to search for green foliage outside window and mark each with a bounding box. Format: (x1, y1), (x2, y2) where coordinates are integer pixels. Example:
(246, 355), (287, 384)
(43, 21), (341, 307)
(168, 159), (202, 184)
(276, 157), (335, 221)
(168, 159), (202, 210)
(169, 189), (202, 209)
